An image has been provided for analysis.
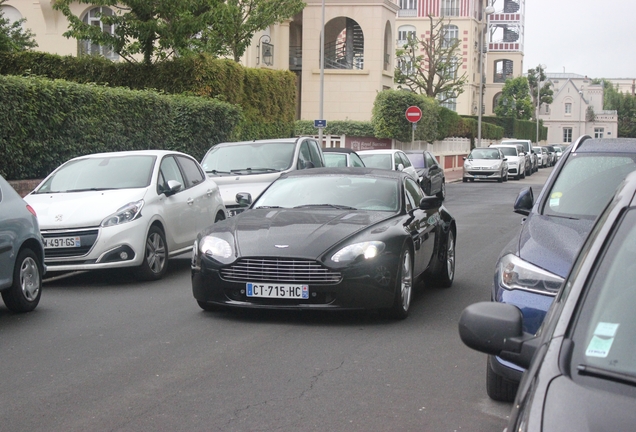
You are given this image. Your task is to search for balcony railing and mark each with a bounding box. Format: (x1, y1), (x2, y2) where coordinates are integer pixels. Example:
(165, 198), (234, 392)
(440, 8), (459, 16)
(398, 8), (417, 17)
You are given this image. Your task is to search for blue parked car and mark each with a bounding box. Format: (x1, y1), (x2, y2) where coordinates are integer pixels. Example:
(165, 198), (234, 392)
(487, 136), (636, 401)
(0, 175), (45, 312)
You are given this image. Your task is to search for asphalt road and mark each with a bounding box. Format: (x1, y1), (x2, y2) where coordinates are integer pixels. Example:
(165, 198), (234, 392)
(0, 168), (553, 432)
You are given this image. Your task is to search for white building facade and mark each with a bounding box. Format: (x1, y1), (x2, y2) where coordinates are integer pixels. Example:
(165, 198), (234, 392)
(539, 73), (617, 144)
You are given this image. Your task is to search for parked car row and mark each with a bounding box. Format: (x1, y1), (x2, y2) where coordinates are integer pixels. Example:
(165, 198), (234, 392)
(459, 136), (636, 430)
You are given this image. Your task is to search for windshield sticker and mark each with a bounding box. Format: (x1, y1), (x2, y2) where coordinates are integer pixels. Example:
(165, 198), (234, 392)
(585, 322), (620, 358)
(549, 191), (562, 208)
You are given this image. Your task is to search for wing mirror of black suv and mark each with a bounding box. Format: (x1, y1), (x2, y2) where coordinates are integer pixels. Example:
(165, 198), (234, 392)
(458, 302), (539, 369)
(514, 187), (534, 216)
(419, 196), (442, 210)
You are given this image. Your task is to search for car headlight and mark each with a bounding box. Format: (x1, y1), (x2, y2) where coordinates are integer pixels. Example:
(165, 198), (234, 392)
(101, 200), (144, 227)
(332, 241), (385, 263)
(464, 161), (472, 169)
(498, 254), (564, 295)
(508, 161), (517, 166)
(200, 235), (233, 260)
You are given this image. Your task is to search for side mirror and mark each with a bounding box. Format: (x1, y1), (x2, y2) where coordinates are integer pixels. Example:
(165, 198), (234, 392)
(503, 157), (508, 161)
(236, 192), (252, 207)
(419, 196), (442, 210)
(514, 187), (534, 216)
(163, 180), (182, 196)
(303, 161), (315, 169)
(462, 157), (467, 160)
(458, 302), (539, 369)
(397, 163), (405, 172)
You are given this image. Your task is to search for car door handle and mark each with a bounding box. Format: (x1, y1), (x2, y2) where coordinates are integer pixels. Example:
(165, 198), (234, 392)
(187, 198), (194, 205)
(206, 189), (214, 197)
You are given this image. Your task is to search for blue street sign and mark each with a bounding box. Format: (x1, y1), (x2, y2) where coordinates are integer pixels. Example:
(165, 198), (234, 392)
(314, 119), (327, 128)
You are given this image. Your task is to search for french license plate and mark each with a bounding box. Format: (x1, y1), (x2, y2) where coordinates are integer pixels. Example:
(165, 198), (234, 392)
(246, 283), (309, 299)
(44, 236), (81, 249)
(476, 175), (487, 178)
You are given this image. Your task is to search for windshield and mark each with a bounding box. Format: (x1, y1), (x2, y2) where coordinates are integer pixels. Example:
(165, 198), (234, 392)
(405, 153), (424, 168)
(469, 149), (501, 159)
(359, 154), (392, 170)
(35, 155), (156, 193)
(201, 142), (296, 173)
(543, 153), (636, 219)
(254, 175), (400, 212)
(324, 153), (348, 167)
(495, 147), (517, 157)
(572, 209), (636, 382)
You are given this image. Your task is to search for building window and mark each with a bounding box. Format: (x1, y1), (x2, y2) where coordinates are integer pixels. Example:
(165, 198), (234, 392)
(399, 0), (417, 9)
(565, 103), (572, 114)
(383, 21), (392, 71)
(442, 25), (459, 48)
(493, 59), (514, 83)
(398, 57), (414, 75)
(79, 7), (118, 60)
(563, 127), (573, 143)
(441, 0), (460, 16)
(438, 92), (457, 111)
(546, 105), (550, 114)
(595, 128), (604, 139)
(397, 25), (416, 46)
(493, 92), (502, 114)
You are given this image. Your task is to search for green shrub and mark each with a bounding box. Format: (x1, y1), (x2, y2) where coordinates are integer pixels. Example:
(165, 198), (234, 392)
(0, 74), (241, 180)
(372, 90), (439, 143)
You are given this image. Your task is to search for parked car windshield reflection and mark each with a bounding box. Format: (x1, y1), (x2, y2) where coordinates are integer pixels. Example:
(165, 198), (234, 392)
(254, 175), (400, 211)
(35, 155), (155, 193)
(543, 154), (636, 219)
(358, 153), (392, 170)
(468, 148), (502, 159)
(201, 142), (296, 173)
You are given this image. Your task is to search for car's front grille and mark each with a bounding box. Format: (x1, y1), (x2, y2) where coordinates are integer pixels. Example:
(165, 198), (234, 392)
(221, 258), (342, 284)
(467, 170), (496, 176)
(42, 228), (99, 259)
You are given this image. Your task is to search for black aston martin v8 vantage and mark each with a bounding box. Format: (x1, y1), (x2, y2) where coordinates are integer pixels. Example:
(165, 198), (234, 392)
(192, 168), (457, 319)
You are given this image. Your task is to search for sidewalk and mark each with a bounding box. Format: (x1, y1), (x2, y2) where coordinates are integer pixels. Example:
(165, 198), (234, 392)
(444, 168), (463, 183)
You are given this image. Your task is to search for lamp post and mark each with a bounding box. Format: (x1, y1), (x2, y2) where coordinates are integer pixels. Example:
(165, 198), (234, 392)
(535, 64), (546, 145)
(477, 4), (495, 148)
(579, 90), (584, 137)
(318, 0), (325, 147)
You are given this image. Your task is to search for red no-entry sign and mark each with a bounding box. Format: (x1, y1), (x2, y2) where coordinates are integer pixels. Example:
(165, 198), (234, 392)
(405, 106), (423, 123)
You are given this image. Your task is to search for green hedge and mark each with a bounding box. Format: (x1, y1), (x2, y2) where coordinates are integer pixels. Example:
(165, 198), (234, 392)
(0, 52), (296, 140)
(294, 120), (376, 137)
(463, 115), (547, 142)
(0, 74), (242, 180)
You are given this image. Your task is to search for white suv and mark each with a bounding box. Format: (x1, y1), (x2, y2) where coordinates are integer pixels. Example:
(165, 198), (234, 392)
(490, 144), (526, 180)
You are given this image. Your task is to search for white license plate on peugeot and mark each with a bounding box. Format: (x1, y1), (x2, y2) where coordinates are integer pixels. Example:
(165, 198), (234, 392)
(246, 283), (309, 299)
(44, 236), (81, 249)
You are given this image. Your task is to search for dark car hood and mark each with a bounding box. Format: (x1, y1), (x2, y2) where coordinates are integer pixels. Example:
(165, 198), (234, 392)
(518, 214), (594, 278)
(224, 208), (394, 259)
(542, 376), (636, 431)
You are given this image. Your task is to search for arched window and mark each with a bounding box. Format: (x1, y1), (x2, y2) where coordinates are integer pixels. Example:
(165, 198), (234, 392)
(322, 17), (364, 70)
(442, 25), (459, 48)
(0, 5), (22, 23)
(383, 21), (392, 71)
(397, 25), (416, 46)
(79, 7), (118, 61)
(493, 92), (503, 114)
(493, 59), (514, 83)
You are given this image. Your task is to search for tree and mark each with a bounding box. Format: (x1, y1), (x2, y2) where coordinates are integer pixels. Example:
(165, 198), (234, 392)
(53, 0), (220, 65)
(394, 15), (467, 103)
(198, 0), (305, 62)
(527, 65), (553, 120)
(372, 90), (439, 143)
(0, 0), (37, 52)
(604, 82), (636, 138)
(494, 76), (534, 120)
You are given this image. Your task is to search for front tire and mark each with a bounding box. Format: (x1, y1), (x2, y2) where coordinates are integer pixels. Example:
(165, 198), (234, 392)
(486, 356), (519, 402)
(388, 247), (413, 320)
(137, 226), (168, 281)
(433, 229), (455, 288)
(1, 248), (42, 313)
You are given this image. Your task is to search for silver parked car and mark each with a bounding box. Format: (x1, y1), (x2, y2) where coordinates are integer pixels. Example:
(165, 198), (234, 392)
(357, 149), (419, 182)
(0, 175), (45, 312)
(462, 147), (509, 183)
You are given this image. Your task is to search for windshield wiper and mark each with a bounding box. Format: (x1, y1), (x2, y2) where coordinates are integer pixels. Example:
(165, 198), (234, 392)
(64, 188), (116, 192)
(206, 169), (231, 175)
(293, 204), (358, 210)
(577, 364), (636, 387)
(230, 168), (281, 173)
(254, 205), (284, 209)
